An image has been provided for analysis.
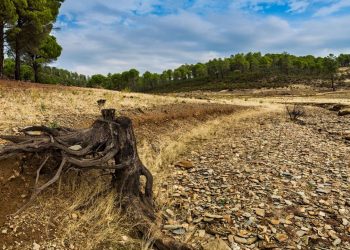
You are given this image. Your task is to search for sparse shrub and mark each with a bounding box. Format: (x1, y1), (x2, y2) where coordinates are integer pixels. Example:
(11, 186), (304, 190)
(40, 102), (46, 112)
(121, 87), (131, 93)
(49, 120), (59, 128)
(286, 104), (305, 122)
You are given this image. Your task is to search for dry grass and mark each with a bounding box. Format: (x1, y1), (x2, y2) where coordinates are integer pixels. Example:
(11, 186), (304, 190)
(0, 80), (200, 131)
(33, 172), (147, 250)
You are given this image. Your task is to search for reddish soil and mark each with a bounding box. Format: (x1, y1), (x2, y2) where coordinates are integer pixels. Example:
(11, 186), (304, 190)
(0, 79), (85, 91)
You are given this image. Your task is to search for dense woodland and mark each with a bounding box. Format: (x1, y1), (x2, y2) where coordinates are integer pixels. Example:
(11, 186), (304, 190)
(1, 1), (350, 92)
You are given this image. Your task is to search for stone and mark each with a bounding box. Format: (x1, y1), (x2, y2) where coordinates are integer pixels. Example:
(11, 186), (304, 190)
(172, 228), (186, 235)
(255, 208), (265, 217)
(328, 230), (338, 240)
(275, 233), (288, 242)
(71, 213), (78, 220)
(339, 208), (346, 215)
(32, 243), (40, 250)
(163, 225), (183, 230)
(228, 235), (234, 244)
(223, 215), (232, 224)
(296, 230), (306, 237)
(203, 238), (231, 250)
(198, 230), (206, 237)
(237, 230), (250, 238)
(1, 229), (7, 234)
(175, 160), (194, 169)
(204, 213), (223, 219)
(234, 236), (248, 244)
(246, 237), (258, 244)
(165, 209), (175, 217)
(333, 238), (341, 246)
(270, 219), (280, 225)
(242, 212), (251, 218)
(316, 188), (331, 194)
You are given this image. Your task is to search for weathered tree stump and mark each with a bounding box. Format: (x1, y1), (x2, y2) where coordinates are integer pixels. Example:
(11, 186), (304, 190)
(0, 109), (192, 250)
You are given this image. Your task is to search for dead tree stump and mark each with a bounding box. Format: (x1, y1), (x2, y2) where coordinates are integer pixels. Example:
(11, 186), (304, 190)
(0, 109), (192, 250)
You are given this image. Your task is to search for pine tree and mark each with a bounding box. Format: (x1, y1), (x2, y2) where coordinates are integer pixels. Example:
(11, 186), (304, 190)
(0, 0), (17, 77)
(6, 0), (63, 80)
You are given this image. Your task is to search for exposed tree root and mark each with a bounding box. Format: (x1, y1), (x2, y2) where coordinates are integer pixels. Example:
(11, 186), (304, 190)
(0, 109), (192, 250)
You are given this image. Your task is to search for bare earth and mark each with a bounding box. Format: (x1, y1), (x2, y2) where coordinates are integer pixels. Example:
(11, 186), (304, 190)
(0, 81), (350, 249)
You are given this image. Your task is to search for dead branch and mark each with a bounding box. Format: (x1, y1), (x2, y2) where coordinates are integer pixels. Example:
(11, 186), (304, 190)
(286, 104), (305, 123)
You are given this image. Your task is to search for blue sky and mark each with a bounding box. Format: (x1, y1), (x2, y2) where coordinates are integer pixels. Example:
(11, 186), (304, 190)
(53, 0), (350, 75)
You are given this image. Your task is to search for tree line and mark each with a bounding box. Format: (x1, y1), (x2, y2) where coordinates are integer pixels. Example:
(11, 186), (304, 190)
(0, 0), (63, 82)
(73, 52), (350, 92)
(3, 52), (349, 92)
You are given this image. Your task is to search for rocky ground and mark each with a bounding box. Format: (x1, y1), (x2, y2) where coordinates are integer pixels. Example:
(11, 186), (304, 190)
(161, 106), (350, 249)
(1, 80), (350, 250)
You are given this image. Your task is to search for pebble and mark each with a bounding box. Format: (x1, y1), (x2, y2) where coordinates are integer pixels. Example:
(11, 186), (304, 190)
(32, 243), (40, 250)
(275, 233), (288, 242)
(254, 208), (265, 217)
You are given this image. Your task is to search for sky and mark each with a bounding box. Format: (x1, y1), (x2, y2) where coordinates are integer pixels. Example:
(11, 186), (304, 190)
(53, 0), (350, 75)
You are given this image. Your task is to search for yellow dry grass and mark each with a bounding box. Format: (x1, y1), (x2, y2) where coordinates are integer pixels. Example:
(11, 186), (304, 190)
(0, 84), (200, 131)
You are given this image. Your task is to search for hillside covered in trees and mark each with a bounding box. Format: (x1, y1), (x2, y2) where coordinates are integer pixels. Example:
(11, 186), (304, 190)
(3, 52), (350, 92)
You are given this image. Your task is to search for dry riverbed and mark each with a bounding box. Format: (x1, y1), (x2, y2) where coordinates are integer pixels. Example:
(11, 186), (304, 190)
(161, 106), (350, 250)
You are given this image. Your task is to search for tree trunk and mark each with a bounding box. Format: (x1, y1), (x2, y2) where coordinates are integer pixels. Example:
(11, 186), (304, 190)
(0, 21), (4, 78)
(33, 59), (39, 83)
(14, 18), (22, 81)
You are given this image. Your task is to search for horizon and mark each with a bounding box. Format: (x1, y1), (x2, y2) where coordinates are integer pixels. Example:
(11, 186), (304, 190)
(53, 0), (350, 76)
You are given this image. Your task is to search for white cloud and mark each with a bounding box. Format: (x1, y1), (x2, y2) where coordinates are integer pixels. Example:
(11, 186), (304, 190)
(288, 0), (310, 13)
(315, 0), (350, 16)
(53, 0), (350, 75)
